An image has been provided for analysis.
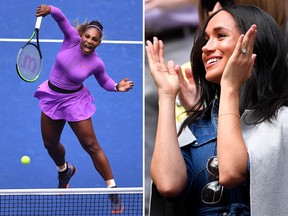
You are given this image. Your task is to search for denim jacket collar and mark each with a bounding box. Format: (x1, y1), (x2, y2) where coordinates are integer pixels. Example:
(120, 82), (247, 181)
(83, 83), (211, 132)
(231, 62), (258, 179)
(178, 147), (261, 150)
(188, 98), (219, 146)
(178, 99), (219, 148)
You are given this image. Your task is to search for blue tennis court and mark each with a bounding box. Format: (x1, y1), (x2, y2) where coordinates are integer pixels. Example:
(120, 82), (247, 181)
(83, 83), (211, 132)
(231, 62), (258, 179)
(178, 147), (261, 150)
(0, 0), (143, 190)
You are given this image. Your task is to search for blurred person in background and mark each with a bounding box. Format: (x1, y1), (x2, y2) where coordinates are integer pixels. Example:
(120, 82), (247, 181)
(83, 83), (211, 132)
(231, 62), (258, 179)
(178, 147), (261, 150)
(145, 0), (198, 40)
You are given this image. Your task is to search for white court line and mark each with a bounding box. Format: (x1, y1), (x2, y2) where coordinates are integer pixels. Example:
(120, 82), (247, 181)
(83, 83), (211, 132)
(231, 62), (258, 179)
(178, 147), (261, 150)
(0, 38), (143, 44)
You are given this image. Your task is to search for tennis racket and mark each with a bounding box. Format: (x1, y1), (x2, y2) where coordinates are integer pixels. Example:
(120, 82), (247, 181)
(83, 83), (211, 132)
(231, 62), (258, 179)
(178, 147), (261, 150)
(16, 16), (43, 82)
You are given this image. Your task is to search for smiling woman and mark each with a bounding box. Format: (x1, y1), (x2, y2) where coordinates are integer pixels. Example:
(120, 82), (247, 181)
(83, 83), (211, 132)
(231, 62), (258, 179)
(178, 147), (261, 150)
(146, 4), (288, 216)
(201, 10), (244, 84)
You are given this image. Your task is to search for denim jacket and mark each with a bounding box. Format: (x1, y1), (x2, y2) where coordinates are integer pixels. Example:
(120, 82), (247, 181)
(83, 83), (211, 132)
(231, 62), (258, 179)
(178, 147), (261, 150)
(149, 99), (250, 216)
(179, 99), (250, 215)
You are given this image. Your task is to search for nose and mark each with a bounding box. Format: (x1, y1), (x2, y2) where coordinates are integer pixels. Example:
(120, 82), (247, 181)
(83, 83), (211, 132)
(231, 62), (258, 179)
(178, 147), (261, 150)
(86, 38), (92, 44)
(202, 38), (216, 54)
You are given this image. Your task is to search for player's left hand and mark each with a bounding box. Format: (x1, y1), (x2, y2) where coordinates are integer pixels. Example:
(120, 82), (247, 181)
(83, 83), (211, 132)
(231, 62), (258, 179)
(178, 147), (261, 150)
(116, 78), (134, 92)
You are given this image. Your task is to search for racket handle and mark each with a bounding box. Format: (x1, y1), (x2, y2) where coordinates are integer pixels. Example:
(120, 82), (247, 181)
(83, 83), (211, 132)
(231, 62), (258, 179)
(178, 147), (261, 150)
(35, 16), (43, 30)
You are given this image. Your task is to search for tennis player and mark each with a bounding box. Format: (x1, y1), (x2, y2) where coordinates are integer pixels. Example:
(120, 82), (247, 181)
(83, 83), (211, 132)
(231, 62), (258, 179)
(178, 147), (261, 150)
(34, 4), (133, 214)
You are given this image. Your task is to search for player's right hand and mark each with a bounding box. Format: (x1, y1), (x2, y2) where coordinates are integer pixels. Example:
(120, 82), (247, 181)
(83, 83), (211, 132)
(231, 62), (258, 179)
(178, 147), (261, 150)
(36, 4), (51, 17)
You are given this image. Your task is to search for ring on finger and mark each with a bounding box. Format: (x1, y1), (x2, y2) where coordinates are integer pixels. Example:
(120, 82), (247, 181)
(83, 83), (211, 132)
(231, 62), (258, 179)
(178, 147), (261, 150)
(241, 48), (247, 54)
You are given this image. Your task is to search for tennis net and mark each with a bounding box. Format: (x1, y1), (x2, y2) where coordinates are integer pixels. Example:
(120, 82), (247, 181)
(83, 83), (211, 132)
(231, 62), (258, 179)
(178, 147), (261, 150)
(0, 187), (143, 216)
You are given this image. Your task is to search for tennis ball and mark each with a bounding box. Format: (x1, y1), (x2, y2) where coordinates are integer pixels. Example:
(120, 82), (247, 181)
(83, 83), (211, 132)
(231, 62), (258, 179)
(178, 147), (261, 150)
(21, 155), (31, 165)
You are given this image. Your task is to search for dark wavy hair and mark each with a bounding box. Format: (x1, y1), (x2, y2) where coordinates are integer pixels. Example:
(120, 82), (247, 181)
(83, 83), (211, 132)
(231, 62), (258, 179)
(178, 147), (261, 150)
(179, 5), (288, 135)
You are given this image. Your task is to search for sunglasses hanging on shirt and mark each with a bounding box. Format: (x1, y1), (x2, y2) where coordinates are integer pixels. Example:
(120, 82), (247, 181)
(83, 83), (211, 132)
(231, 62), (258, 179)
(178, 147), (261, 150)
(201, 156), (224, 204)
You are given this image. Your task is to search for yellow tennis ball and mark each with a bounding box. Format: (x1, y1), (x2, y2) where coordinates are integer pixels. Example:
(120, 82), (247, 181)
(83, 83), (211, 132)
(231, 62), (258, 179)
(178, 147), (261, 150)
(21, 155), (31, 165)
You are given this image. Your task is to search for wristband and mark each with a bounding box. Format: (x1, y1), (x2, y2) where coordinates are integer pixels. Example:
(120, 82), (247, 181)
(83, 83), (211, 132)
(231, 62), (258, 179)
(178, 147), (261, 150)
(114, 83), (118, 91)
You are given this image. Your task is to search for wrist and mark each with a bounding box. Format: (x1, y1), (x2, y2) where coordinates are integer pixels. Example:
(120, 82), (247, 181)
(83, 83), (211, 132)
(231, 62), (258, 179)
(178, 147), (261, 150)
(158, 94), (177, 107)
(114, 83), (119, 91)
(220, 85), (239, 99)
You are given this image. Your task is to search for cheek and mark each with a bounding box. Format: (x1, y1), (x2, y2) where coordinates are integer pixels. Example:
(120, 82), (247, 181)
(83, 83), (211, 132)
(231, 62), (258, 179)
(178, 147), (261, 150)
(80, 40), (85, 49)
(225, 47), (235, 58)
(205, 47), (236, 83)
(93, 41), (101, 48)
(81, 35), (86, 42)
(205, 66), (224, 84)
(223, 36), (239, 56)
(91, 43), (98, 50)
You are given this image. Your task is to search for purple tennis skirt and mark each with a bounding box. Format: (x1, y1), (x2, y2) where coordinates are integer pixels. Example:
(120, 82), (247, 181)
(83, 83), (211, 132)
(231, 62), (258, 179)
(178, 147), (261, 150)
(34, 80), (96, 122)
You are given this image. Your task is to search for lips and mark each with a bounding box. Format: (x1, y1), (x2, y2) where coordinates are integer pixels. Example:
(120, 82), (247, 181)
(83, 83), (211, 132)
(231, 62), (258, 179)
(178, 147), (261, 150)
(207, 58), (221, 65)
(84, 44), (92, 50)
(82, 44), (93, 54)
(204, 56), (222, 70)
(81, 41), (96, 55)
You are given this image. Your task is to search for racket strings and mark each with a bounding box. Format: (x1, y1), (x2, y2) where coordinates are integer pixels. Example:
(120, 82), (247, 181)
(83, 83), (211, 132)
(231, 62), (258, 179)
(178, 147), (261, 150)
(16, 43), (42, 82)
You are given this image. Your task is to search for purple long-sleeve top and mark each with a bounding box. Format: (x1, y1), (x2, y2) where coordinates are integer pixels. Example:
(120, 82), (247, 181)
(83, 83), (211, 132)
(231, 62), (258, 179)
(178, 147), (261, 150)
(48, 5), (116, 91)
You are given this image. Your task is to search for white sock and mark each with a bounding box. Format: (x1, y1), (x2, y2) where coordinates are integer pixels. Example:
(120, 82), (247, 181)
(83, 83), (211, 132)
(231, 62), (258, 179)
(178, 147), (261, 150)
(57, 163), (67, 172)
(106, 179), (116, 188)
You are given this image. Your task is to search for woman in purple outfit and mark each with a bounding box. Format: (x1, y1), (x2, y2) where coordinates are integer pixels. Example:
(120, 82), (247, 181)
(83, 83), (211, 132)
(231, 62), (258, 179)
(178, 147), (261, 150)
(34, 4), (133, 214)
